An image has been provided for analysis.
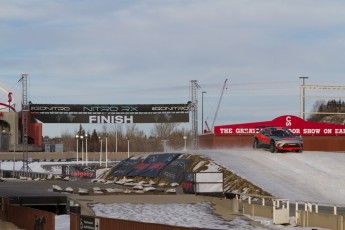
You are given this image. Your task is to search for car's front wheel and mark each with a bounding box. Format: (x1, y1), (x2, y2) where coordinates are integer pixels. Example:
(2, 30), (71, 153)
(269, 141), (278, 153)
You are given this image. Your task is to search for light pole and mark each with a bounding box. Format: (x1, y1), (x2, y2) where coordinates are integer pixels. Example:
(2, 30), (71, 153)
(126, 137), (130, 158)
(11, 131), (16, 177)
(99, 136), (103, 167)
(80, 135), (84, 166)
(115, 124), (118, 152)
(299, 76), (309, 120)
(0, 130), (5, 177)
(75, 134), (79, 165)
(7, 130), (14, 176)
(183, 136), (187, 151)
(161, 140), (169, 152)
(202, 91), (206, 134)
(105, 133), (108, 168)
(85, 133), (88, 166)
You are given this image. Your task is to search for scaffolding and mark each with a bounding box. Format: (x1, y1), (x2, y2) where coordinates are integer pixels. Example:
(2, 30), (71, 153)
(190, 80), (200, 149)
(300, 85), (345, 118)
(20, 74), (31, 173)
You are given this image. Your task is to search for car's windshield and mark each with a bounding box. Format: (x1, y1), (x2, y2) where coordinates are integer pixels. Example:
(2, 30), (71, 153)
(272, 129), (294, 137)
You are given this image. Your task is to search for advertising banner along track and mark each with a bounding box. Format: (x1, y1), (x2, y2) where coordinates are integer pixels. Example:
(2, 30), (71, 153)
(158, 159), (192, 183)
(110, 158), (142, 177)
(127, 153), (181, 177)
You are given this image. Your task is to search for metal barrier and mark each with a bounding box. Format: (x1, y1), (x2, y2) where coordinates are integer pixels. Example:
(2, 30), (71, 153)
(1, 169), (50, 179)
(235, 194), (290, 225)
(295, 201), (345, 229)
(233, 194), (345, 229)
(0, 197), (55, 230)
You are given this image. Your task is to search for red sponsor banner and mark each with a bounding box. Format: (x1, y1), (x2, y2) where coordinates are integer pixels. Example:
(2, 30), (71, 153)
(214, 115), (345, 136)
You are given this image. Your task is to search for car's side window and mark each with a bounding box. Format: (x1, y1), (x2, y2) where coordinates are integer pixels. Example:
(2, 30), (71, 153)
(263, 129), (270, 135)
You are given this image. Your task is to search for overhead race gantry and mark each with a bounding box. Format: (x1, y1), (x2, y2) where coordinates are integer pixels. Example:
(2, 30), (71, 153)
(29, 103), (190, 124)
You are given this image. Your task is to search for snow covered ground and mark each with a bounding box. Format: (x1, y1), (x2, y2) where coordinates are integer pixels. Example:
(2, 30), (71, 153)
(1, 149), (342, 229)
(194, 148), (345, 206)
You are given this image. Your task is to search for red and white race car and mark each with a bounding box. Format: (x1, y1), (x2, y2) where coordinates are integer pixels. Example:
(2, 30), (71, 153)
(253, 127), (303, 153)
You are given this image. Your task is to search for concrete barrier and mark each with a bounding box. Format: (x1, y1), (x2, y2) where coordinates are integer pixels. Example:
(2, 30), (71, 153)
(233, 194), (290, 225)
(295, 202), (345, 230)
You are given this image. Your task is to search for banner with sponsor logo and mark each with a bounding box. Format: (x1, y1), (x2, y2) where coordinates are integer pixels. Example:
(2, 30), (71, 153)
(127, 153), (181, 177)
(30, 103), (190, 113)
(110, 158), (142, 177)
(182, 172), (196, 193)
(30, 113), (189, 123)
(66, 165), (96, 179)
(214, 115), (345, 136)
(158, 159), (191, 183)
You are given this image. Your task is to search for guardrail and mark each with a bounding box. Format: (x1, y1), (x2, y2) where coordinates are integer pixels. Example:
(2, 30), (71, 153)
(1, 169), (50, 179)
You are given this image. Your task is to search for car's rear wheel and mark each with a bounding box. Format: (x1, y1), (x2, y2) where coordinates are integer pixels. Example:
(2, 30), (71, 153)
(295, 149), (303, 153)
(269, 141), (278, 153)
(253, 140), (259, 149)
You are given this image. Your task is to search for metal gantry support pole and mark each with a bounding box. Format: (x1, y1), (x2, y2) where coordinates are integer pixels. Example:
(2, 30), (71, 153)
(20, 74), (31, 174)
(299, 76), (309, 120)
(201, 91), (206, 134)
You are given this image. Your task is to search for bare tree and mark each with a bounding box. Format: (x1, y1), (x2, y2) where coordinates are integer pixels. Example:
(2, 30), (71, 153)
(150, 123), (178, 139)
(49, 123), (192, 153)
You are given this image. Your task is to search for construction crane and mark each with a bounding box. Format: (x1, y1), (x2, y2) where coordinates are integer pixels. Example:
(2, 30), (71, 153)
(205, 79), (228, 133)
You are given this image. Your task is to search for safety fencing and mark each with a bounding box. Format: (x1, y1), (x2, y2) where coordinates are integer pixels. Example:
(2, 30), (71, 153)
(295, 201), (345, 229)
(2, 190), (345, 229)
(233, 194), (345, 230)
(0, 196), (205, 230)
(0, 197), (55, 230)
(231, 194), (290, 225)
(70, 213), (204, 230)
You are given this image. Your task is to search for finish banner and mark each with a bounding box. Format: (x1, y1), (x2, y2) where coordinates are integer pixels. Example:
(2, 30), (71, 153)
(30, 103), (190, 113)
(30, 113), (189, 123)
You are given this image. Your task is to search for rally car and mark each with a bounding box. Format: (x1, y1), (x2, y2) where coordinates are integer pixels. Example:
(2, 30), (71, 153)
(253, 127), (303, 153)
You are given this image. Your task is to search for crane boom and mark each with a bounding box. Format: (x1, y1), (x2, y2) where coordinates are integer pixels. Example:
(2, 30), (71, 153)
(211, 78), (228, 130)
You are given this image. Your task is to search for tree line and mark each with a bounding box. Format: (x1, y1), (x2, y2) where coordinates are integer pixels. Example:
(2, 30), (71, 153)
(307, 99), (345, 122)
(54, 123), (192, 153)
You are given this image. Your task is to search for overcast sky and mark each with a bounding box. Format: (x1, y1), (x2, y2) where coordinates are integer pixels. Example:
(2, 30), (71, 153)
(1, 0), (345, 137)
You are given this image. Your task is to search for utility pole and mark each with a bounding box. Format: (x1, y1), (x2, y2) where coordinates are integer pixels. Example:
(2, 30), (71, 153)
(299, 77), (309, 120)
